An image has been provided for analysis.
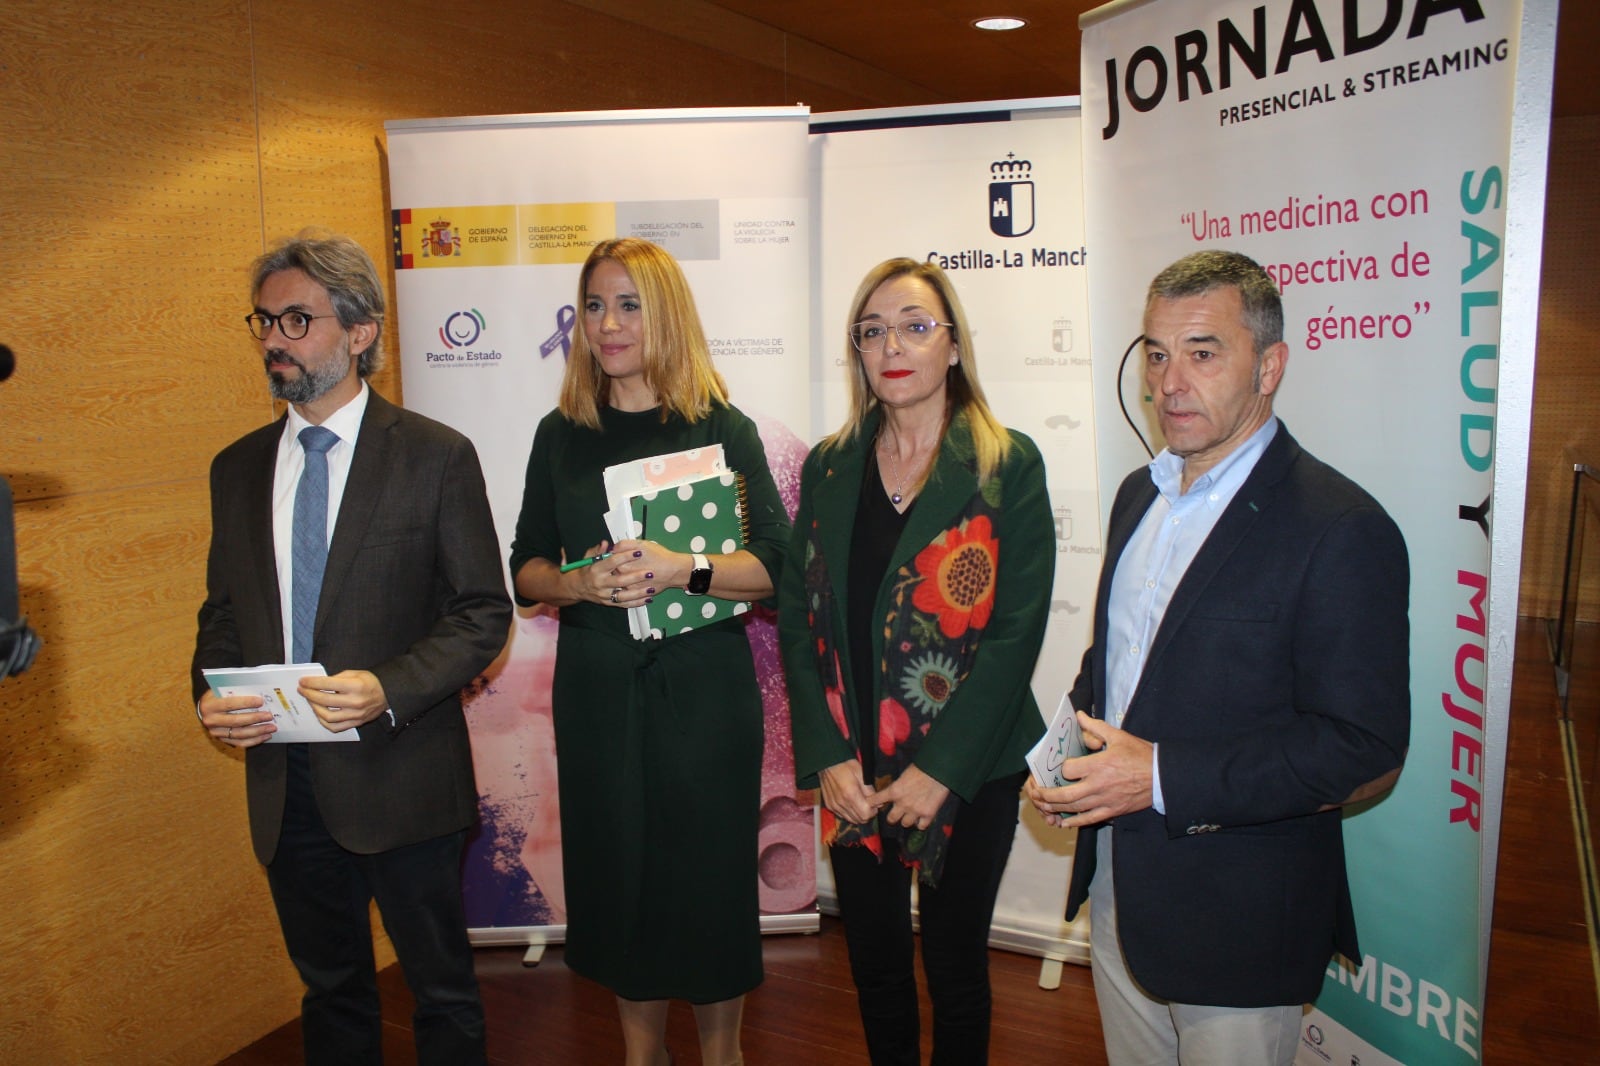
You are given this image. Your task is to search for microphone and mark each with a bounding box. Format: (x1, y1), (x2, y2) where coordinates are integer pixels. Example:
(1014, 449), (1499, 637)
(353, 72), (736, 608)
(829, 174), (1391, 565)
(0, 352), (42, 676)
(1, 477), (39, 678)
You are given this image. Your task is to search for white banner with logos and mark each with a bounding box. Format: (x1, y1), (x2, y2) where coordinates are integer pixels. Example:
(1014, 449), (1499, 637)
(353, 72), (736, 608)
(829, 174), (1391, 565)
(384, 107), (818, 941)
(811, 99), (1100, 962)
(1080, 1), (1545, 1062)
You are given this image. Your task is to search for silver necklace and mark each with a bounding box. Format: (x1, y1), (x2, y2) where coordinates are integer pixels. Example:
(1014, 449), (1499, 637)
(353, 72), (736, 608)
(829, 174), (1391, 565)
(880, 433), (913, 506)
(885, 447), (905, 506)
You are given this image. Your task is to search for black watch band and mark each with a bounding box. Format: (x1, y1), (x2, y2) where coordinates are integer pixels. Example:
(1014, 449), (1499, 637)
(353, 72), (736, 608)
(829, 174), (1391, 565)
(685, 552), (713, 596)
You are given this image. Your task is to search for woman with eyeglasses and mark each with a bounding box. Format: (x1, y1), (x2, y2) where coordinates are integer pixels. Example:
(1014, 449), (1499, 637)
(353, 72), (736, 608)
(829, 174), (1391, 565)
(779, 258), (1054, 1064)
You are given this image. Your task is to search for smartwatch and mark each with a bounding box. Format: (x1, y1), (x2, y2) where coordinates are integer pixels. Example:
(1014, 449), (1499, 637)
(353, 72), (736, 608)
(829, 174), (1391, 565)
(685, 552), (713, 596)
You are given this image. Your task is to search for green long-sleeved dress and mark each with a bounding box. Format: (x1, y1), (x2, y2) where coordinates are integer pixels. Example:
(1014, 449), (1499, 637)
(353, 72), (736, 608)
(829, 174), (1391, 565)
(510, 401), (787, 1002)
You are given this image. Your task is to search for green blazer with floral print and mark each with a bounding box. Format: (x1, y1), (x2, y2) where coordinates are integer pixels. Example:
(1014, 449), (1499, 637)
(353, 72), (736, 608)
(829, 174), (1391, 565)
(780, 410), (1055, 809)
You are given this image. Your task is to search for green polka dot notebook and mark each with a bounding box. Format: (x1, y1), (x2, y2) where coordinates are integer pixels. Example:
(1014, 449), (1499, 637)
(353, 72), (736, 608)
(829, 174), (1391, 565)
(624, 471), (751, 640)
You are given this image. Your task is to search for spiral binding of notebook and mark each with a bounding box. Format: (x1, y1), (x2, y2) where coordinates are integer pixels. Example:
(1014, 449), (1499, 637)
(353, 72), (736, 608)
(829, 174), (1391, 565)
(732, 472), (752, 546)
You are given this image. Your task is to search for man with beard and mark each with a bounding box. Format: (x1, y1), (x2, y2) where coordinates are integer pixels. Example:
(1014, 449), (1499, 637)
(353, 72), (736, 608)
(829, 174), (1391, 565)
(192, 230), (510, 1065)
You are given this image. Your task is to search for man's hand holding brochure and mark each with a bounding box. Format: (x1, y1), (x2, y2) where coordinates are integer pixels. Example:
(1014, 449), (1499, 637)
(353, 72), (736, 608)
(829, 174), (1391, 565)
(1026, 692), (1087, 789)
(203, 664), (361, 743)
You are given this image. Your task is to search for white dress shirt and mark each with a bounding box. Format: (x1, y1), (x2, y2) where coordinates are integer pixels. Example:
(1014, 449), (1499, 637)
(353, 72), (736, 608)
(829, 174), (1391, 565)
(1105, 417), (1278, 813)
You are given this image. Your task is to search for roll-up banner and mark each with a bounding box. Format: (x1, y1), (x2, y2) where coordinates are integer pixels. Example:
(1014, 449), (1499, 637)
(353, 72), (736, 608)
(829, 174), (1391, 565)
(811, 99), (1100, 963)
(1079, 1), (1548, 1062)
(384, 107), (819, 943)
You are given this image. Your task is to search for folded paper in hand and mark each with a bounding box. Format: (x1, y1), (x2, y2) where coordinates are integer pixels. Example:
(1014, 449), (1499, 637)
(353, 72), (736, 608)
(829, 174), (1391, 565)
(203, 664), (361, 743)
(1026, 691), (1086, 789)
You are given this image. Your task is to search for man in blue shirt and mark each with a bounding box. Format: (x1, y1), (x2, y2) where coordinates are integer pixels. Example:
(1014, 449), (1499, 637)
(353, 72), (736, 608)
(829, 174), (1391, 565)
(1028, 250), (1410, 1066)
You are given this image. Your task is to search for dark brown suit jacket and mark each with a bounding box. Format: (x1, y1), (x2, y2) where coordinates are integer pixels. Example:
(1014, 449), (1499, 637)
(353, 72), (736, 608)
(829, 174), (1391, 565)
(192, 389), (511, 863)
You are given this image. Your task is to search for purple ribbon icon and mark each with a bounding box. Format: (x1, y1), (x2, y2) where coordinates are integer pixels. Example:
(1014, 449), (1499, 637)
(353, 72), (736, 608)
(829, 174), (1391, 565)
(539, 305), (576, 360)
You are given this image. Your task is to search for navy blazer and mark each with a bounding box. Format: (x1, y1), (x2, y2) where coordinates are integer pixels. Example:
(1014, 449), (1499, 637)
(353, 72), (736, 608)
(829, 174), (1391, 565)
(1064, 424), (1409, 1007)
(192, 390), (511, 863)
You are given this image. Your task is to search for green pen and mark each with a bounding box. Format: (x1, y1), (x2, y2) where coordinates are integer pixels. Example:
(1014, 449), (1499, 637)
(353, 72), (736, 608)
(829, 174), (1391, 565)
(559, 551), (614, 573)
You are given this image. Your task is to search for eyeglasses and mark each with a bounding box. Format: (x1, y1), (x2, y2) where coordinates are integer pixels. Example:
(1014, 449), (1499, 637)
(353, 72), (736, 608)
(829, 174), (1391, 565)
(245, 310), (339, 341)
(848, 316), (952, 352)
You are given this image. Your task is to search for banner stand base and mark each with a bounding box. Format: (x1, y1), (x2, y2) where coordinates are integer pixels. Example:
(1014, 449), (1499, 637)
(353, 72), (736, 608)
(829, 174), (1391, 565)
(470, 910), (823, 954)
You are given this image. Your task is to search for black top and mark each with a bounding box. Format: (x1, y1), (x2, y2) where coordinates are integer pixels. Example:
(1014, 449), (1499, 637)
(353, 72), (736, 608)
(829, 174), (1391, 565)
(846, 447), (912, 777)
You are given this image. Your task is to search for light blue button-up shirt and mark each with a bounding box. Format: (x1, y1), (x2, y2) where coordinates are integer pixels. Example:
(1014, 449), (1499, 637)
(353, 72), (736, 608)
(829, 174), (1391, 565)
(1104, 417), (1279, 813)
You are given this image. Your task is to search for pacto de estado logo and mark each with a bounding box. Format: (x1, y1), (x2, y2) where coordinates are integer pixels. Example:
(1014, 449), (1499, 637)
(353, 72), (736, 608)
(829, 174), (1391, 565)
(989, 153), (1035, 238)
(426, 308), (502, 366)
(439, 309), (486, 349)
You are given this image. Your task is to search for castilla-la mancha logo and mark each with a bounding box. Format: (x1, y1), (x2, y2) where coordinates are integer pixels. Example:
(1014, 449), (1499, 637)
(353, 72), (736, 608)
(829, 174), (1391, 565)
(989, 154), (1035, 238)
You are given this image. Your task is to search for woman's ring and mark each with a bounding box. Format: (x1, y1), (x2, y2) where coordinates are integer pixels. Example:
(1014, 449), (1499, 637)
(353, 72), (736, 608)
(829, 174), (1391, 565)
(227, 726), (233, 739)
(611, 588), (621, 604)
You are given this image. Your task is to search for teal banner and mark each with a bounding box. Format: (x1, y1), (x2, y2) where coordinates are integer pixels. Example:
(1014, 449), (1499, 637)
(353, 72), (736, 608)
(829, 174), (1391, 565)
(1079, 1), (1537, 1061)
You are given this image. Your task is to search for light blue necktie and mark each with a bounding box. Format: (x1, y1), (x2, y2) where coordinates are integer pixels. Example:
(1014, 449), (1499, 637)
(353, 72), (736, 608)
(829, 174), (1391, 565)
(291, 426), (339, 663)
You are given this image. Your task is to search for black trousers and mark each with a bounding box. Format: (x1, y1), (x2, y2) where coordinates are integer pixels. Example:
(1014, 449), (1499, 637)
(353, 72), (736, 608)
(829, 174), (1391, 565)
(265, 747), (486, 1066)
(829, 771), (1027, 1066)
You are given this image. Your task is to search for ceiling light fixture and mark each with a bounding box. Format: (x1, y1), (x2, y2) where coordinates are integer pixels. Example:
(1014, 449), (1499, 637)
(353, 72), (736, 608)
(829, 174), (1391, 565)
(973, 17), (1027, 31)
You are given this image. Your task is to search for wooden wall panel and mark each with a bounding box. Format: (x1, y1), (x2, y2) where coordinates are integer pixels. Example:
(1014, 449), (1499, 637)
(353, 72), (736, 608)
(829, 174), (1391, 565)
(1518, 114), (1600, 621)
(0, 1), (273, 499)
(0, 3), (299, 1063)
(567, 0), (935, 109)
(0, 1), (889, 1062)
(0, 484), (296, 1063)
